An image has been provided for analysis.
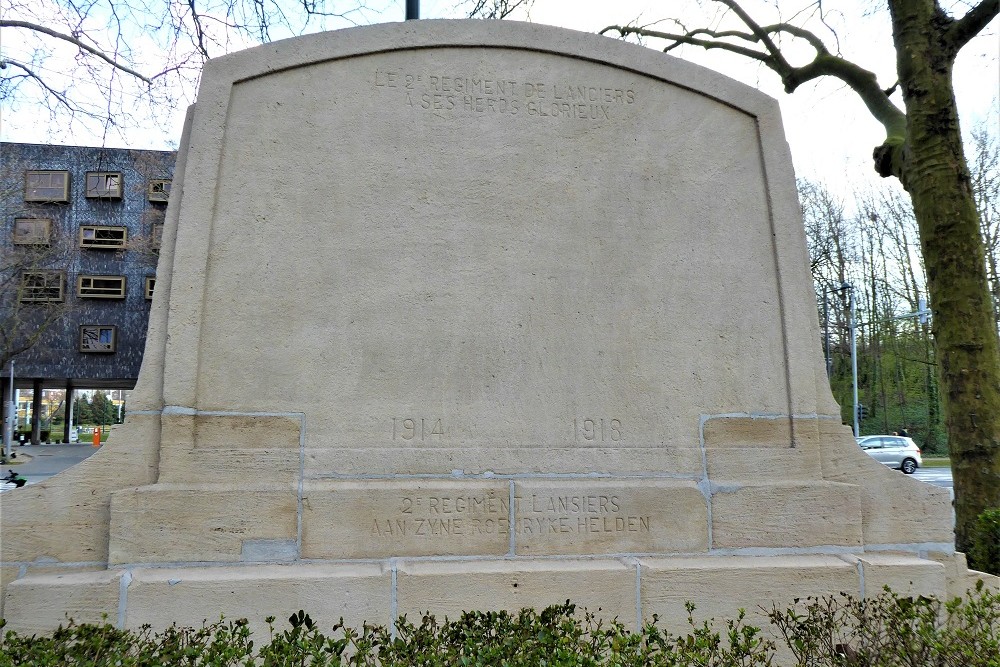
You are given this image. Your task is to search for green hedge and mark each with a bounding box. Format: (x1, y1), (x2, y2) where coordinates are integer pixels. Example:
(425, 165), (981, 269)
(1, 583), (997, 666)
(970, 508), (1000, 576)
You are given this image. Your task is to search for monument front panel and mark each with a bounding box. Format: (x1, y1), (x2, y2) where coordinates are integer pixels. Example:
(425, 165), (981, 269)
(0, 20), (975, 635)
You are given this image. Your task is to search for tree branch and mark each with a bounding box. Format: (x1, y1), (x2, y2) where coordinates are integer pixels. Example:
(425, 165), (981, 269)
(0, 20), (152, 84)
(603, 6), (907, 147)
(601, 24), (771, 64)
(947, 0), (999, 52)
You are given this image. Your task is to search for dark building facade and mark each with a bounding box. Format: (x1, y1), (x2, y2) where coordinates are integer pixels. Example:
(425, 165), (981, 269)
(1, 143), (176, 444)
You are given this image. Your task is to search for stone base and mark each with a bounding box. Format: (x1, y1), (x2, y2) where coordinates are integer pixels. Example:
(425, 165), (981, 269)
(3, 553), (982, 640)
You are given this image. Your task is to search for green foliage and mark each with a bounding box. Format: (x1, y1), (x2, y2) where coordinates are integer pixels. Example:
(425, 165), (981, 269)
(768, 581), (999, 667)
(1, 588), (997, 666)
(969, 508), (1000, 575)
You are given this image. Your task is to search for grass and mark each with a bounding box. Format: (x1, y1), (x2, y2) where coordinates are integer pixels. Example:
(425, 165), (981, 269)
(923, 456), (952, 468)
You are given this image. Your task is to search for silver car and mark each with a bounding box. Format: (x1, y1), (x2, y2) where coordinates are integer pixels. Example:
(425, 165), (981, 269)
(856, 435), (922, 474)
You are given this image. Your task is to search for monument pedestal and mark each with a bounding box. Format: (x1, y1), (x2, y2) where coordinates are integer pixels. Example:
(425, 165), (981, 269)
(2, 20), (993, 635)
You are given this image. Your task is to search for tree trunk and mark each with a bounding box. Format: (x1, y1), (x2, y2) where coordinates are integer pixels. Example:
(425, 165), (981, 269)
(889, 0), (1000, 552)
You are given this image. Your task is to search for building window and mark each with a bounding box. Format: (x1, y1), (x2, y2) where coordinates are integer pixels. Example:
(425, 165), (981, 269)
(77, 275), (127, 299)
(85, 172), (123, 199)
(148, 179), (171, 203)
(13, 218), (53, 245)
(144, 276), (156, 300)
(80, 225), (128, 250)
(151, 223), (164, 250)
(79, 325), (117, 353)
(25, 171), (70, 203)
(20, 271), (64, 302)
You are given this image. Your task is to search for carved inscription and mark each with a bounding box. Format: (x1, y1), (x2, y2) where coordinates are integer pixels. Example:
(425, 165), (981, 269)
(369, 491), (650, 541)
(393, 417), (445, 441)
(370, 491), (509, 538)
(515, 494), (650, 536)
(574, 418), (623, 442)
(374, 69), (636, 121)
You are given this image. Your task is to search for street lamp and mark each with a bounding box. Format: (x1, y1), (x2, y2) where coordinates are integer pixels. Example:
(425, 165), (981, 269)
(847, 284), (859, 437)
(3, 361), (13, 459)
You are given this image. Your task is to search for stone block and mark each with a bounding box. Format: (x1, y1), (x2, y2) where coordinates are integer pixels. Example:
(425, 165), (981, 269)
(2, 570), (124, 635)
(855, 553), (946, 598)
(817, 421), (953, 546)
(512, 479), (708, 555)
(302, 480), (510, 559)
(639, 555), (859, 634)
(703, 417), (823, 481)
(711, 482), (863, 549)
(396, 559), (636, 626)
(158, 413), (301, 482)
(109, 485), (297, 564)
(304, 445), (706, 477)
(124, 563), (390, 639)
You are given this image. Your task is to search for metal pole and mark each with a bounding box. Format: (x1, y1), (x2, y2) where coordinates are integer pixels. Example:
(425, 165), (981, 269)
(4, 361), (14, 459)
(849, 285), (859, 437)
(406, 0), (419, 20)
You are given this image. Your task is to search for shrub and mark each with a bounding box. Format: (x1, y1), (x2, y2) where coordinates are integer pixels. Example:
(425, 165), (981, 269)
(0, 586), (996, 666)
(969, 508), (1000, 576)
(768, 580), (999, 667)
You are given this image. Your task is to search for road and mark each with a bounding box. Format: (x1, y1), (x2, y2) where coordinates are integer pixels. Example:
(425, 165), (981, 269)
(912, 466), (953, 489)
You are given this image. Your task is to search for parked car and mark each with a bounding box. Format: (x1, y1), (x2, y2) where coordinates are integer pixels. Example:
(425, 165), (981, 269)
(856, 435), (922, 474)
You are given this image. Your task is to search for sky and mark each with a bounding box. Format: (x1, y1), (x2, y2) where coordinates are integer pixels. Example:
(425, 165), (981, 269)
(2, 0), (997, 199)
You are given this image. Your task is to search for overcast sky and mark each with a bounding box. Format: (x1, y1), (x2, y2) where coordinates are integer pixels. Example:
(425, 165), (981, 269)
(3, 0), (996, 199)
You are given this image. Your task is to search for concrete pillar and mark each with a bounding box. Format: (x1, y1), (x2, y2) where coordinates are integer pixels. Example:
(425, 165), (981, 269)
(31, 379), (42, 445)
(64, 382), (73, 443)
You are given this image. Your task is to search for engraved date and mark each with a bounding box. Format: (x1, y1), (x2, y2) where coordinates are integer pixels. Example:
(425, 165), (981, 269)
(393, 417), (445, 441)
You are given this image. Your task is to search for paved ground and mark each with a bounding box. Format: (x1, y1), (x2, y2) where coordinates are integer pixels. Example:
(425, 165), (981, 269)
(912, 466), (953, 488)
(2, 442), (101, 490)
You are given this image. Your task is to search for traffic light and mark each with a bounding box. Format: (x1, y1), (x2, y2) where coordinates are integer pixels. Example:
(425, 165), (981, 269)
(857, 404), (868, 421)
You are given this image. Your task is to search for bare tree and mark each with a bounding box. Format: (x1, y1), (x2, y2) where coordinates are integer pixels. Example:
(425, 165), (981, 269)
(969, 115), (1000, 328)
(0, 237), (78, 372)
(604, 0), (1000, 553)
(0, 0), (533, 144)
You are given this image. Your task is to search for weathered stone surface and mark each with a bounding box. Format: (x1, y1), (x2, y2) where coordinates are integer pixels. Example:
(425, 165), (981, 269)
(124, 564), (390, 638)
(305, 445), (706, 476)
(157, 414), (301, 483)
(396, 559), (636, 625)
(0, 19), (965, 632)
(512, 480), (708, 555)
(3, 570), (124, 635)
(109, 485), (297, 564)
(816, 419), (953, 547)
(639, 555), (859, 633)
(855, 553), (946, 598)
(703, 416), (823, 480)
(0, 413), (161, 564)
(710, 482), (863, 549)
(302, 480), (510, 558)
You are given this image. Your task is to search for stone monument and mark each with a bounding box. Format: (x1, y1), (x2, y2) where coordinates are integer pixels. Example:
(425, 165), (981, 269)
(1, 20), (985, 636)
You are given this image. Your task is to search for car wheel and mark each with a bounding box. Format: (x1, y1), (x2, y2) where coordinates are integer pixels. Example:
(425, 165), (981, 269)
(901, 458), (917, 474)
